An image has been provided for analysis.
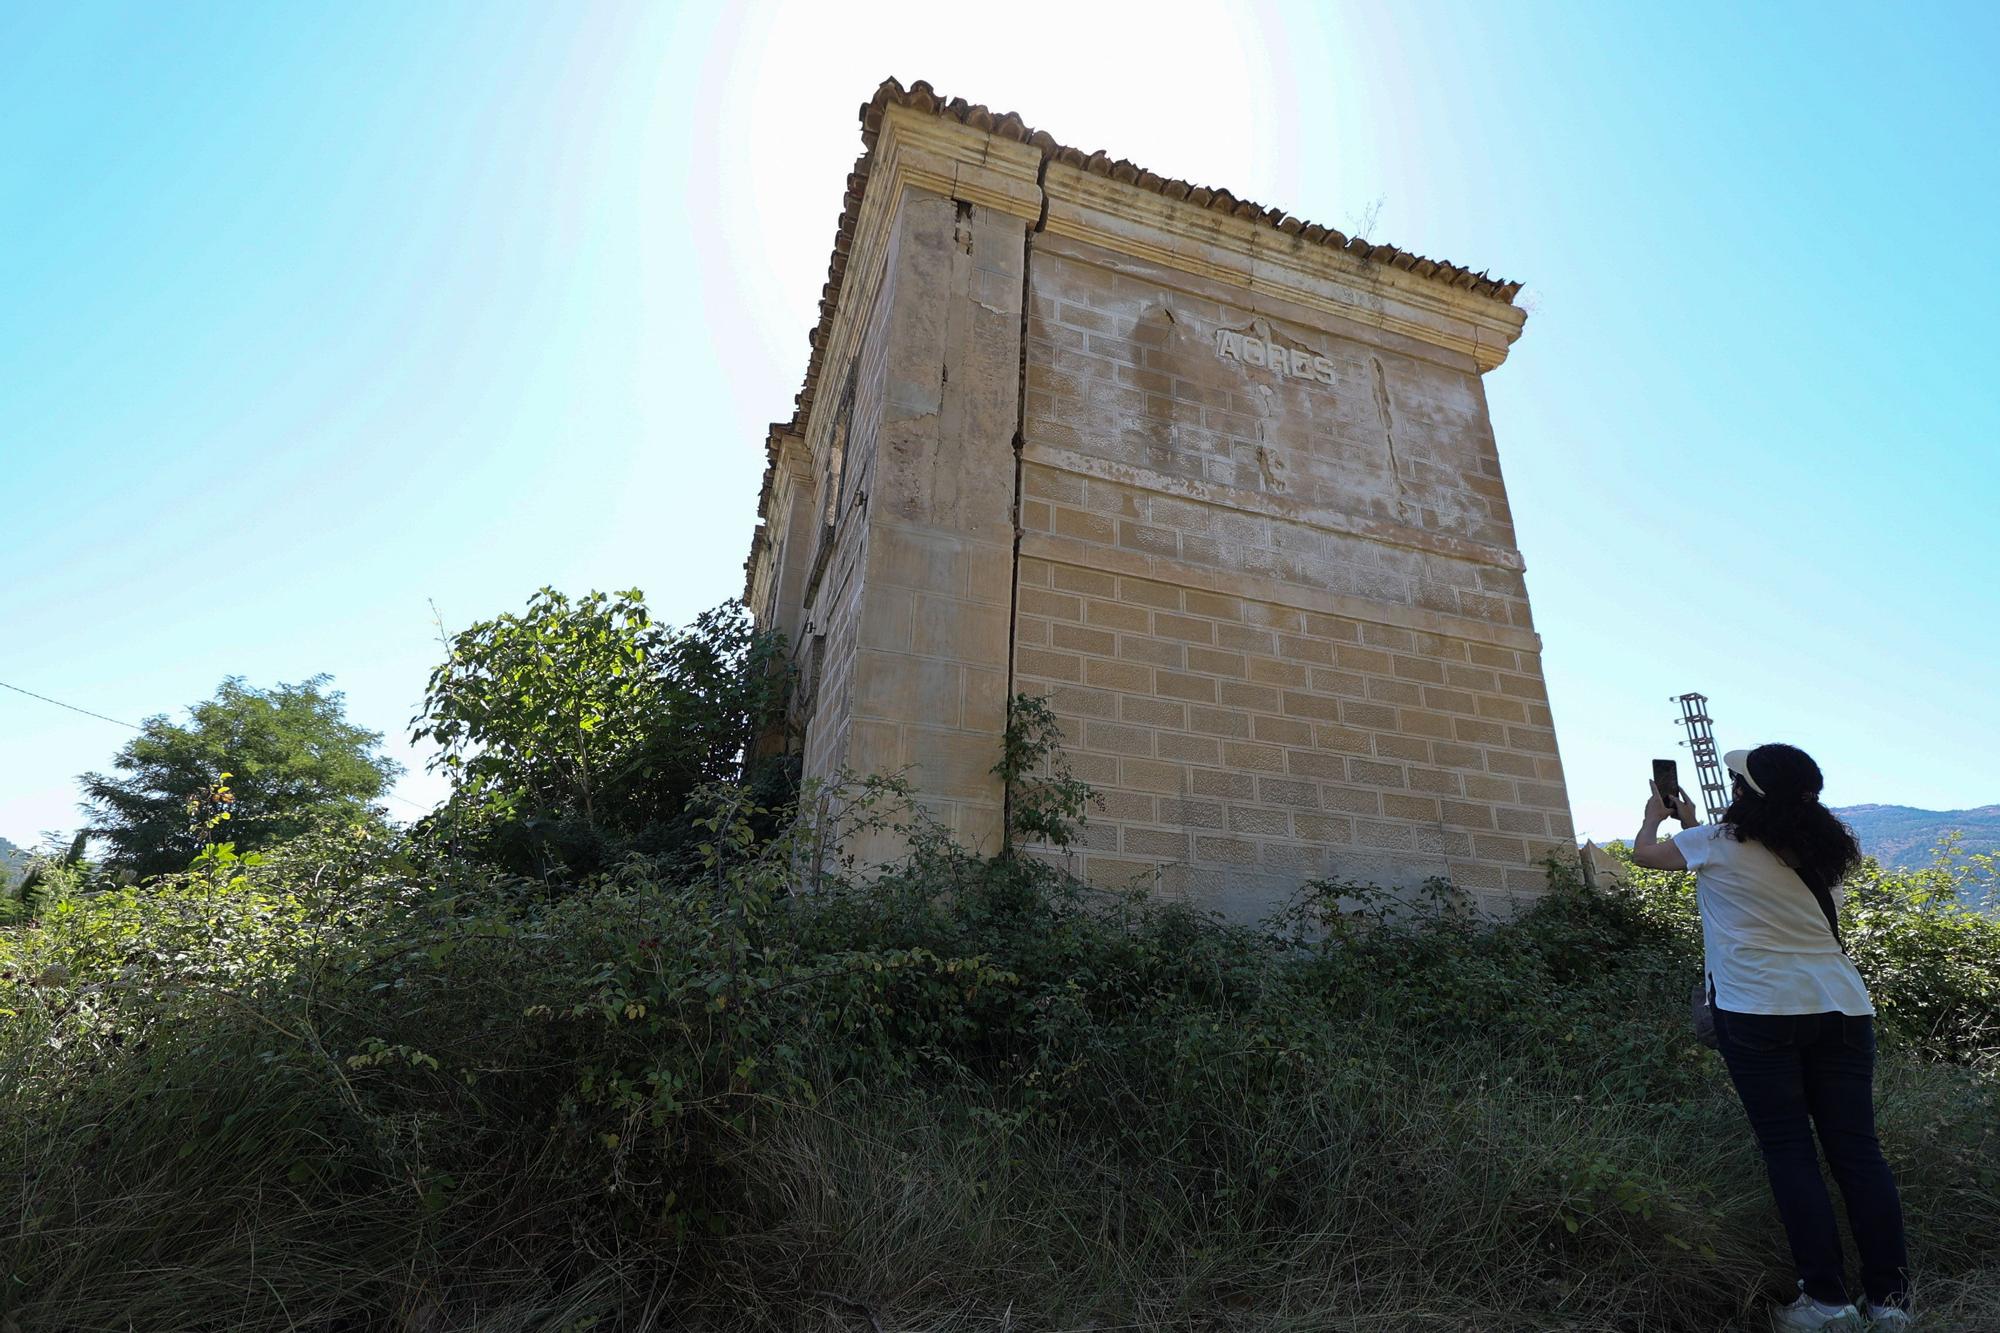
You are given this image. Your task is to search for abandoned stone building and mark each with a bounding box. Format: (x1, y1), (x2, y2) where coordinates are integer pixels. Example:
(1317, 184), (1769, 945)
(744, 78), (1574, 918)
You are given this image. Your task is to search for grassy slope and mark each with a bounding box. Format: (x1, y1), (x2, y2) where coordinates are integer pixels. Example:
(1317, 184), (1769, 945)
(2, 822), (1996, 1331)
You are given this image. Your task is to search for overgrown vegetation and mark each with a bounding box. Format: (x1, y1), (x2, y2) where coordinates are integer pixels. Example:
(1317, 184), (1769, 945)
(413, 589), (792, 877)
(80, 674), (400, 880)
(4, 595), (1997, 1331)
(994, 690), (1103, 853)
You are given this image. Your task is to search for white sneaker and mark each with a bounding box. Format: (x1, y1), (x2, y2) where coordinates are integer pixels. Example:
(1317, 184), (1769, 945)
(1866, 1304), (1912, 1329)
(1772, 1283), (1862, 1331)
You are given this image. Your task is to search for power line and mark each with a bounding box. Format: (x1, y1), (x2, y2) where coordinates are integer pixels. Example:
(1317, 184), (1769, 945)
(0, 678), (144, 731)
(1, 676), (436, 813)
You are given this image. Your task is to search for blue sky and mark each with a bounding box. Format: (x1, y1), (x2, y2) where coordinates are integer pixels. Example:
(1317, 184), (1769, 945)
(3, 1), (1996, 849)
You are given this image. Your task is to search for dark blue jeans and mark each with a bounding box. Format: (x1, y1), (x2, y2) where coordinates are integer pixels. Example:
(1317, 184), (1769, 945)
(1714, 1007), (1909, 1309)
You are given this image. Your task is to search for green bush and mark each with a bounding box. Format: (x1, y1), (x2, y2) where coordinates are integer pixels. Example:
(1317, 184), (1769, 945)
(3, 795), (1996, 1330)
(412, 591), (792, 878)
(1608, 839), (2000, 1067)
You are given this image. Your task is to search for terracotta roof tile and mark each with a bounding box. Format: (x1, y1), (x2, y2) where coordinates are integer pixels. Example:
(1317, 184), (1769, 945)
(785, 77), (1523, 436)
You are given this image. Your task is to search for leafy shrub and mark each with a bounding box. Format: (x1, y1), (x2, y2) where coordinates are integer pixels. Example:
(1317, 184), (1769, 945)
(992, 692), (1103, 852)
(413, 591), (792, 876)
(5, 790), (1997, 1330)
(1608, 839), (2000, 1067)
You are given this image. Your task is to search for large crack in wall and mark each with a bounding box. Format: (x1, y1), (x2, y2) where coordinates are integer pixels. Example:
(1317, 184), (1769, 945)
(999, 150), (1053, 845)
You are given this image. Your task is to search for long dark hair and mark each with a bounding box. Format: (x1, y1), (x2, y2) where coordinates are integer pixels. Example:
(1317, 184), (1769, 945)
(1720, 742), (1862, 886)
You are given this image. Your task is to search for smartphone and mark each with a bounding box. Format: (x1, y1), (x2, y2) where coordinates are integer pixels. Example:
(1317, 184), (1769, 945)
(1652, 758), (1685, 824)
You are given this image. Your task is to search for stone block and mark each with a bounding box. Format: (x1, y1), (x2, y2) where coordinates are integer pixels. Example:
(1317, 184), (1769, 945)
(1374, 733), (1431, 762)
(1155, 673), (1218, 706)
(1384, 793), (1442, 822)
(1120, 695), (1188, 728)
(1408, 766), (1463, 796)
(1186, 646), (1247, 678)
(1084, 598), (1151, 632)
(1453, 716), (1508, 746)
(1195, 836), (1259, 866)
(1121, 758), (1188, 793)
(903, 725), (1007, 799)
(912, 594), (1009, 661)
(1125, 826), (1191, 858)
(1321, 785), (1382, 816)
(1340, 700), (1398, 731)
(1157, 731), (1222, 765)
(1017, 647), (1084, 683)
(1053, 506), (1115, 544)
(1052, 564), (1117, 597)
(1229, 806), (1290, 836)
(1286, 749), (1346, 780)
(1158, 797), (1226, 828)
(854, 651), (964, 728)
(1496, 807), (1549, 836)
(1083, 658), (1151, 692)
(1216, 623), (1278, 655)
(1083, 721), (1154, 757)
(1046, 683), (1118, 719)
(1018, 587), (1083, 621)
(1259, 777), (1321, 808)
(1252, 715), (1314, 747)
(1153, 612), (1216, 644)
(1188, 706), (1252, 738)
(1312, 725), (1372, 754)
(1474, 834), (1528, 862)
(1218, 681), (1282, 712)
(963, 667), (1009, 730)
(1189, 767), (1256, 800)
(1184, 590), (1243, 621)
(1432, 742), (1487, 770)
(1097, 790), (1158, 822)
(1222, 741), (1286, 772)
(1362, 675), (1420, 705)
(1121, 577), (1183, 610)
(1440, 799), (1496, 829)
(1249, 657), (1310, 687)
(1294, 813), (1355, 844)
(1052, 622), (1117, 657)
(1347, 758), (1406, 788)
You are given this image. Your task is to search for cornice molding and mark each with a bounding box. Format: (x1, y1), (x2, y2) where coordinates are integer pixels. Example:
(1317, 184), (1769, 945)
(1041, 166), (1525, 374)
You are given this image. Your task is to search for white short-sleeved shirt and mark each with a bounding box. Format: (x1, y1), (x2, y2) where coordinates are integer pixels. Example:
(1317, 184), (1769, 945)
(1672, 822), (1874, 1017)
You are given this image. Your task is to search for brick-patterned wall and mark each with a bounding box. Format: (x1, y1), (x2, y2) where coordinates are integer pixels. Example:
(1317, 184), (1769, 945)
(795, 215), (900, 789)
(815, 193), (1027, 855)
(1024, 239), (1521, 561)
(1013, 535), (1571, 917)
(1010, 233), (1572, 918)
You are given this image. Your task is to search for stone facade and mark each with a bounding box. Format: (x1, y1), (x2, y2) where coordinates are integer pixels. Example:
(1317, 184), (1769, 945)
(744, 80), (1573, 917)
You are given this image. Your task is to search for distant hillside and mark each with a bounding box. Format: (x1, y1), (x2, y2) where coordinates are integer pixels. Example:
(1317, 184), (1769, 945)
(0, 836), (32, 883)
(1834, 804), (2000, 869)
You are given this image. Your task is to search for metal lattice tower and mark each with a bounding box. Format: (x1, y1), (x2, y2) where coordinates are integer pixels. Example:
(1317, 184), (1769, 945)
(1673, 692), (1729, 823)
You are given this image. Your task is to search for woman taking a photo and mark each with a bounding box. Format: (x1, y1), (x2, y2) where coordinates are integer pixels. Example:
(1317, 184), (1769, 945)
(1632, 742), (1910, 1331)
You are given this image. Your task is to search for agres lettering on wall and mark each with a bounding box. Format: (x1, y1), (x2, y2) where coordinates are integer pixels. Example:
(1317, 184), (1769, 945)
(1214, 327), (1336, 386)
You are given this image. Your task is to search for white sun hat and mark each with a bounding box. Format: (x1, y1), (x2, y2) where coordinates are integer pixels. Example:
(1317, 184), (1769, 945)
(1722, 748), (1765, 796)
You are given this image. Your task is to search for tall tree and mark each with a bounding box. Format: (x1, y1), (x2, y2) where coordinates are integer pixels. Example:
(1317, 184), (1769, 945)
(82, 676), (402, 880)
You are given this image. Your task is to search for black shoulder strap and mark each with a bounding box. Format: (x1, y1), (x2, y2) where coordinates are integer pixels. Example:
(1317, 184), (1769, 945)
(1794, 861), (1847, 955)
